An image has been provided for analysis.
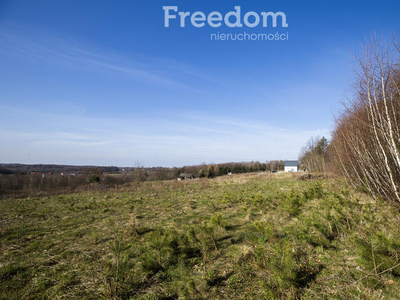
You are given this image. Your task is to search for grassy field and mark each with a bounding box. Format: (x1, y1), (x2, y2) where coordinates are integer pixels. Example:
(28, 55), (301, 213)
(1, 172), (400, 299)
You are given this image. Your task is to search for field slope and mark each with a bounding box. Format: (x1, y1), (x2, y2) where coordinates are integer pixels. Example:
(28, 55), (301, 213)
(1, 173), (400, 299)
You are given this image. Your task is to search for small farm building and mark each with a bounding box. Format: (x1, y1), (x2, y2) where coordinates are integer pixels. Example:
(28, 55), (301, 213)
(284, 160), (298, 172)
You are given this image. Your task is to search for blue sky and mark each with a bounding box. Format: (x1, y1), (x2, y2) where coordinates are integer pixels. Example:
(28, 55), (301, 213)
(0, 0), (399, 167)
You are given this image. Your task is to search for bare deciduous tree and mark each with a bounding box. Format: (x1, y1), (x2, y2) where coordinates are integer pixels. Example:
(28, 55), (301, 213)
(331, 35), (400, 202)
(299, 136), (329, 173)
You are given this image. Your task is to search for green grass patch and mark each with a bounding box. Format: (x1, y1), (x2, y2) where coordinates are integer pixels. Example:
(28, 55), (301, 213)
(1, 173), (400, 299)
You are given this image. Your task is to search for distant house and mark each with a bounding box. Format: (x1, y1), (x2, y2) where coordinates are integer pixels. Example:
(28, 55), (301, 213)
(31, 171), (52, 176)
(284, 160), (298, 172)
(178, 173), (195, 180)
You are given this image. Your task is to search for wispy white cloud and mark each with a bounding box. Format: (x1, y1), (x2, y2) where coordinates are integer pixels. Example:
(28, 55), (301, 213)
(0, 25), (219, 91)
(0, 105), (329, 166)
(0, 25), (331, 166)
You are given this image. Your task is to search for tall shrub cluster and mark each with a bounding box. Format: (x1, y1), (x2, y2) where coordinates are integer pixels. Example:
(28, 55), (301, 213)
(299, 136), (329, 173)
(330, 36), (400, 202)
(174, 160), (285, 179)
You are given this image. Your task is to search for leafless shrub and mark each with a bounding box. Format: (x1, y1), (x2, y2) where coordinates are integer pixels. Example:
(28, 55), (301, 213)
(299, 136), (330, 173)
(331, 34), (400, 202)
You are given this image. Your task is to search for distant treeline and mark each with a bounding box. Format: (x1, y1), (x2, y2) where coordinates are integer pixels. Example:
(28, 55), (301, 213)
(0, 160), (284, 199)
(172, 160), (284, 178)
(0, 164), (119, 175)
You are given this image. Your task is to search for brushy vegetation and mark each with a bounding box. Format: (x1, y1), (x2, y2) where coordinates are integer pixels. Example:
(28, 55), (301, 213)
(0, 161), (285, 199)
(330, 36), (400, 203)
(1, 173), (400, 299)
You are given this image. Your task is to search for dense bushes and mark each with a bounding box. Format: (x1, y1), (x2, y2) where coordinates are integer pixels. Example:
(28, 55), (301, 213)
(330, 36), (400, 203)
(0, 160), (285, 199)
(175, 160), (285, 179)
(299, 136), (330, 173)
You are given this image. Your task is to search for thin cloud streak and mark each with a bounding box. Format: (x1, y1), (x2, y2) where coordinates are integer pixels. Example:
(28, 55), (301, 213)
(0, 25), (218, 91)
(0, 105), (330, 167)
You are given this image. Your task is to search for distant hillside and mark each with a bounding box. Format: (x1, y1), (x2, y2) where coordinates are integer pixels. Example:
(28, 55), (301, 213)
(0, 163), (120, 174)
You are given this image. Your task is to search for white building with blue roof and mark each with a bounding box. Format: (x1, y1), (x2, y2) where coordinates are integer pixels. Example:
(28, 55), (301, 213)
(284, 160), (298, 172)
